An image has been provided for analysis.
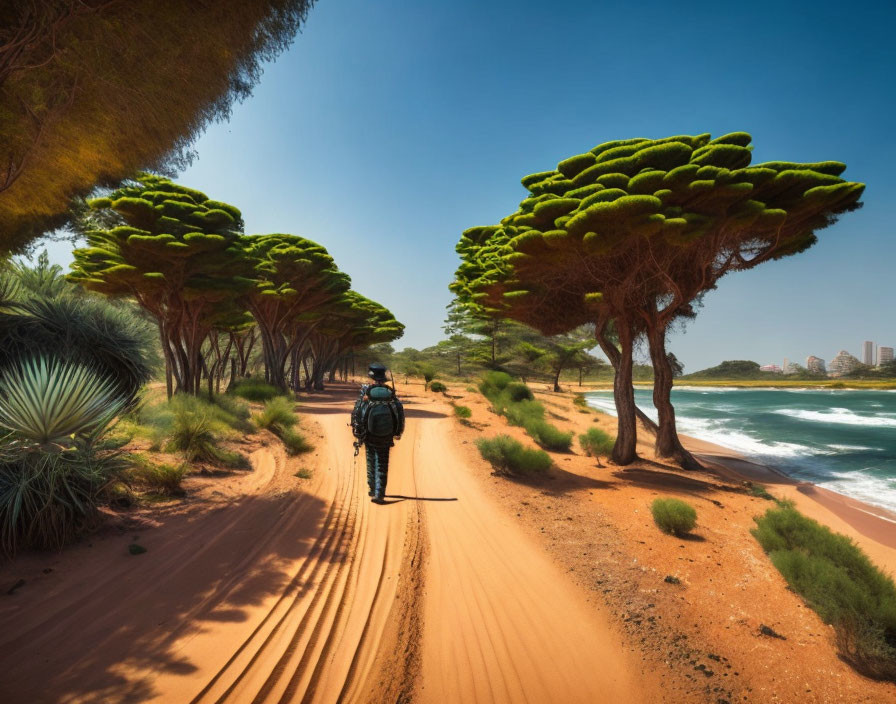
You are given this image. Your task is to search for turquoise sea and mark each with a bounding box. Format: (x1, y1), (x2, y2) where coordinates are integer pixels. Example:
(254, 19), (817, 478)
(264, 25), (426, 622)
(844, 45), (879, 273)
(585, 387), (896, 514)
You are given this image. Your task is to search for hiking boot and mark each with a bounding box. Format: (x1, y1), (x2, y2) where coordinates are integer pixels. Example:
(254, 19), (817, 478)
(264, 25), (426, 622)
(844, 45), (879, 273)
(368, 489), (375, 497)
(373, 491), (385, 503)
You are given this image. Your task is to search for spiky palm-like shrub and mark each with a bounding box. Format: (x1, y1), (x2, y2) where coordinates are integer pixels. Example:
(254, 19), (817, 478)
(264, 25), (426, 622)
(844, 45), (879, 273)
(253, 396), (297, 431)
(0, 356), (126, 446)
(0, 356), (128, 554)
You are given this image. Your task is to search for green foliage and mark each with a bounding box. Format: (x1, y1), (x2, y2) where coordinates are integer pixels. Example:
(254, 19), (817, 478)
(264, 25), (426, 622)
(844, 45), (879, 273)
(127, 455), (188, 496)
(651, 498), (698, 536)
(747, 482), (775, 500)
(524, 419), (573, 451)
(505, 382), (534, 402)
(0, 263), (156, 400)
(294, 467), (313, 479)
(1, 1), (315, 256)
(253, 396), (297, 430)
(475, 435), (552, 476)
(69, 174), (250, 395)
(250, 396), (312, 455)
(231, 379), (281, 402)
(209, 394), (252, 431)
(0, 440), (127, 554)
(156, 395), (245, 467)
(579, 427), (615, 457)
(752, 505), (896, 680)
(279, 427), (313, 456)
(429, 380), (447, 393)
(503, 399), (545, 426)
(685, 360), (764, 379)
(479, 371), (512, 397)
(573, 394), (588, 407)
(0, 356), (126, 446)
(453, 405), (472, 419)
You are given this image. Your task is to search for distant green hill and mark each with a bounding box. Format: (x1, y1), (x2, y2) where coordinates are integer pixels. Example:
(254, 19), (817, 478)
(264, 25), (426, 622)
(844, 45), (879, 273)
(683, 360), (771, 380)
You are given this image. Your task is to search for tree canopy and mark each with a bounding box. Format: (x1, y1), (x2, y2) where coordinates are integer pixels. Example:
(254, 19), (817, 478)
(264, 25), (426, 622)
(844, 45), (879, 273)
(454, 132), (864, 466)
(68, 173), (248, 395)
(0, 0), (315, 255)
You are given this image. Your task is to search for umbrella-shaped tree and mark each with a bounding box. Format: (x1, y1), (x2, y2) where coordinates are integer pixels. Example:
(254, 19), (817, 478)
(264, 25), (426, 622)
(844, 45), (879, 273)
(69, 173), (249, 396)
(239, 234), (351, 391)
(455, 132), (863, 466)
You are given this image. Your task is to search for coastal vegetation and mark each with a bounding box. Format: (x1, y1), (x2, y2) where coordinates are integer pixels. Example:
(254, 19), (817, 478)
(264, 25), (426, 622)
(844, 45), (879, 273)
(752, 503), (896, 681)
(478, 372), (573, 451)
(451, 132), (864, 470)
(475, 435), (552, 476)
(651, 498), (698, 537)
(578, 427), (615, 460)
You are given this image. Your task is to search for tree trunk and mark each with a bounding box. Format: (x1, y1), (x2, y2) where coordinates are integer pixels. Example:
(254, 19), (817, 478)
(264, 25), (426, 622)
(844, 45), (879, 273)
(598, 319), (637, 465)
(646, 322), (702, 470)
(596, 323), (658, 437)
(553, 367), (561, 393)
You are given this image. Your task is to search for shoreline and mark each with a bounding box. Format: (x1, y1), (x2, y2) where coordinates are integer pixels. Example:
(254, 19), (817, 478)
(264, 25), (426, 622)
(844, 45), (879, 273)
(682, 432), (896, 574)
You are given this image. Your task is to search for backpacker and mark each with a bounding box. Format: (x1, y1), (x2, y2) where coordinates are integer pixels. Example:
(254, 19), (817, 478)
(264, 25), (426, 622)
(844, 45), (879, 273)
(355, 385), (403, 439)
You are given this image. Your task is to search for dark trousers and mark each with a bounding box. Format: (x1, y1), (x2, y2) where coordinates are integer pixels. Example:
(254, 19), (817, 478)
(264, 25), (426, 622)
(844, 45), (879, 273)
(365, 443), (390, 495)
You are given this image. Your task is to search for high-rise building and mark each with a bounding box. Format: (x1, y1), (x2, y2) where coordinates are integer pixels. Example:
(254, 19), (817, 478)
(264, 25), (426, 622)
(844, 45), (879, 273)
(879, 346), (894, 366)
(806, 356), (826, 375)
(829, 350), (861, 377)
(863, 340), (875, 366)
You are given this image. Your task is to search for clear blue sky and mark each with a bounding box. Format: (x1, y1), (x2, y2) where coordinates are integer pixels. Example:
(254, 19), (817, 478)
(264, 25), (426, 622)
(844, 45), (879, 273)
(44, 0), (895, 371)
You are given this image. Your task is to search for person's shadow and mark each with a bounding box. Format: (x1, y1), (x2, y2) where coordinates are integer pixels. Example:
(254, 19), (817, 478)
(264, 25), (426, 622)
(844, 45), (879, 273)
(377, 495), (459, 504)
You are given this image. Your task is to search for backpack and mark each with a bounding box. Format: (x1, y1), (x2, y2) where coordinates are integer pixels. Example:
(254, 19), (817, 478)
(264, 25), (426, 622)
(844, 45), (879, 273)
(356, 385), (403, 439)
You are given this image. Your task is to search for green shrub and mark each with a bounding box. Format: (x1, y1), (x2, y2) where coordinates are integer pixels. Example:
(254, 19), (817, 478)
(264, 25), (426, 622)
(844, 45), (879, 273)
(752, 504), (896, 680)
(747, 482), (775, 500)
(0, 355), (128, 554)
(475, 435), (552, 476)
(505, 381), (534, 402)
(0, 442), (127, 554)
(162, 395), (241, 464)
(503, 399), (545, 427)
(253, 396), (297, 430)
(231, 379), (281, 402)
(430, 380), (447, 393)
(0, 356), (126, 445)
(210, 394), (251, 431)
(651, 498), (697, 536)
(524, 419), (573, 451)
(279, 426), (313, 455)
(479, 371), (512, 399)
(128, 455), (187, 495)
(579, 427), (615, 457)
(572, 394), (588, 407)
(453, 405), (472, 419)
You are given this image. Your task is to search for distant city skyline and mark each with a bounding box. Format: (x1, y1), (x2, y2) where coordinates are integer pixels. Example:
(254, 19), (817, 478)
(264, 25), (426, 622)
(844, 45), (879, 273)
(29, 0), (896, 374)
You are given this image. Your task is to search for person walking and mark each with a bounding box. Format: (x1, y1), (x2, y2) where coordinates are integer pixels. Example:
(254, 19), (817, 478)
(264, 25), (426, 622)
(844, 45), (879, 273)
(351, 363), (405, 503)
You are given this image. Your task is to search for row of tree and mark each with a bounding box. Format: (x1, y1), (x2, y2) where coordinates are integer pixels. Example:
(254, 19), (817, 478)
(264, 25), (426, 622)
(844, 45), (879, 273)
(68, 173), (404, 396)
(452, 132), (864, 468)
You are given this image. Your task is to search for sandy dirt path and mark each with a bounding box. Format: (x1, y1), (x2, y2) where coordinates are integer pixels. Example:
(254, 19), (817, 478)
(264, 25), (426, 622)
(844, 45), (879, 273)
(0, 388), (645, 703)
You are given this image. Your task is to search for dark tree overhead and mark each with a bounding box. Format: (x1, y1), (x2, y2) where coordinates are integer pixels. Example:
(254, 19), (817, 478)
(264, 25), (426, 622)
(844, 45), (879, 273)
(454, 132), (864, 466)
(0, 0), (316, 255)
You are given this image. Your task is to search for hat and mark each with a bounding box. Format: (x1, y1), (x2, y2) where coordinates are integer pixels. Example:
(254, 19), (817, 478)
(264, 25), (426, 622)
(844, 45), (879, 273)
(367, 363), (388, 381)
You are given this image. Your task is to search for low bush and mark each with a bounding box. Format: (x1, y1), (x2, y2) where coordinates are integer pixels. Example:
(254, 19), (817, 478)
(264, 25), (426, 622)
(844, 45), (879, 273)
(524, 419), (573, 451)
(127, 455), (188, 496)
(453, 405), (472, 419)
(210, 394), (252, 431)
(579, 427), (615, 457)
(651, 498), (697, 536)
(478, 371), (512, 398)
(279, 426), (313, 455)
(430, 380), (447, 393)
(572, 394), (588, 407)
(747, 482), (775, 501)
(503, 399), (544, 427)
(165, 395), (236, 463)
(253, 396), (297, 431)
(231, 379), (281, 402)
(505, 381), (534, 402)
(752, 504), (896, 681)
(475, 435), (552, 476)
